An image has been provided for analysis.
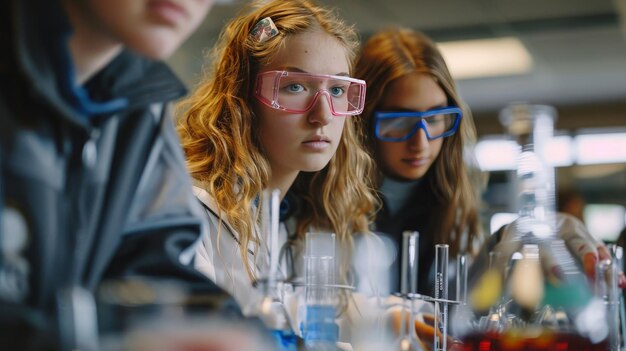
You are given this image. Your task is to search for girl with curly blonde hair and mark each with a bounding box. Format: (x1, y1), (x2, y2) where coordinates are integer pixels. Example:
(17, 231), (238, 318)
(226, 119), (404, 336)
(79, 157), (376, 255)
(176, 0), (379, 337)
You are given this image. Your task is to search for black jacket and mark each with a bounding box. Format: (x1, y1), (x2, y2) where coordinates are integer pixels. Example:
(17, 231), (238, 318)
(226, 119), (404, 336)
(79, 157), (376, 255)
(0, 0), (236, 348)
(376, 179), (501, 298)
(375, 181), (436, 295)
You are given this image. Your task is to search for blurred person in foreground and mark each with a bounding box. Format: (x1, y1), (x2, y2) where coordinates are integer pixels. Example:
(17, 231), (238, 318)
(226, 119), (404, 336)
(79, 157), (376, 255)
(0, 0), (259, 350)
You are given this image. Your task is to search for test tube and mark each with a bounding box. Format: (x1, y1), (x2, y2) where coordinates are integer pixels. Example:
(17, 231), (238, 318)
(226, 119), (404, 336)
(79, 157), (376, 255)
(451, 252), (474, 338)
(393, 231), (422, 351)
(433, 244), (449, 351)
(456, 253), (469, 305)
(607, 244), (626, 350)
(596, 257), (620, 351)
(268, 189), (281, 290)
(405, 232), (419, 342)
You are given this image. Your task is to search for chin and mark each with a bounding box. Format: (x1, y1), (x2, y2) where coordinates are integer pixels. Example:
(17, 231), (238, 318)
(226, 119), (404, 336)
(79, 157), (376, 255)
(302, 165), (328, 173)
(128, 32), (185, 60)
(390, 168), (426, 181)
(389, 174), (422, 182)
(301, 160), (332, 173)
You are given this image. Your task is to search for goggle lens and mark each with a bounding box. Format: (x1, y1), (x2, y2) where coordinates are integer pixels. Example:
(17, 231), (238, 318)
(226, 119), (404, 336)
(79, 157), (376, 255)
(255, 71), (366, 116)
(375, 109), (462, 141)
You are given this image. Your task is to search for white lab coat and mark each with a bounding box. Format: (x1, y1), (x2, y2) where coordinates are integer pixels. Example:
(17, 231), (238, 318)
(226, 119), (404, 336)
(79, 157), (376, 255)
(191, 186), (401, 345)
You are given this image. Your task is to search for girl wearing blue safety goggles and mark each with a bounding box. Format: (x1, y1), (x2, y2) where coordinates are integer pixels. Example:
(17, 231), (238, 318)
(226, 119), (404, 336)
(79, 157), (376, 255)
(355, 28), (623, 309)
(355, 28), (482, 298)
(374, 107), (463, 142)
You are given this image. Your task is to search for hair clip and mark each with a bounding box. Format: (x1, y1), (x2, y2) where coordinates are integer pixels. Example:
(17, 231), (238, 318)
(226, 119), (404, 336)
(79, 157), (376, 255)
(250, 17), (279, 43)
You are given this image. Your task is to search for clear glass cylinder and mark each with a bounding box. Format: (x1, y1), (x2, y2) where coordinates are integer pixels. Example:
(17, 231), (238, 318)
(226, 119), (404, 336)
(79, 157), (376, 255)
(457, 253), (469, 305)
(499, 104), (557, 241)
(433, 244), (449, 351)
(595, 258), (621, 351)
(393, 231), (423, 351)
(303, 232), (339, 349)
(305, 232), (336, 307)
(451, 253), (475, 338)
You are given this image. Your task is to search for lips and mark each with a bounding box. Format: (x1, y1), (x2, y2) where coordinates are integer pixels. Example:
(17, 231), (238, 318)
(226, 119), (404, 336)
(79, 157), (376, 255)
(303, 135), (331, 143)
(302, 135), (331, 150)
(148, 0), (189, 25)
(402, 156), (429, 167)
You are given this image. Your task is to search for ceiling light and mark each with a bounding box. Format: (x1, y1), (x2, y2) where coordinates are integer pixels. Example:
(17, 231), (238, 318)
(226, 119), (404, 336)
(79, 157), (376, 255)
(437, 37), (534, 80)
(575, 132), (626, 165)
(475, 139), (518, 171)
(475, 135), (573, 171)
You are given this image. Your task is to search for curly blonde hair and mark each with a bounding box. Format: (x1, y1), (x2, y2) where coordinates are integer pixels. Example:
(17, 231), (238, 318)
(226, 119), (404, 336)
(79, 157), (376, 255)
(355, 27), (484, 257)
(176, 0), (377, 285)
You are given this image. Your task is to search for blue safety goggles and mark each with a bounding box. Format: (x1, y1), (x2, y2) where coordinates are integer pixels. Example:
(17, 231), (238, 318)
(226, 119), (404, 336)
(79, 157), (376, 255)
(374, 107), (462, 142)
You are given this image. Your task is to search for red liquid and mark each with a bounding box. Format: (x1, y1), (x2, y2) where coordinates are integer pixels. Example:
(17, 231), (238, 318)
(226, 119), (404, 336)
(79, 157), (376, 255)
(459, 331), (609, 351)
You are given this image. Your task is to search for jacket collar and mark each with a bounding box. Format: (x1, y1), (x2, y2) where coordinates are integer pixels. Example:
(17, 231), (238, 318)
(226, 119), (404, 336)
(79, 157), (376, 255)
(85, 50), (187, 113)
(12, 0), (79, 122)
(10, 0), (186, 125)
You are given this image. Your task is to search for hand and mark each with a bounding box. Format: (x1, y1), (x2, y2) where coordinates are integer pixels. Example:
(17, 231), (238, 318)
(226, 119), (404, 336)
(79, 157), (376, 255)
(554, 214), (626, 288)
(494, 212), (626, 288)
(388, 309), (461, 351)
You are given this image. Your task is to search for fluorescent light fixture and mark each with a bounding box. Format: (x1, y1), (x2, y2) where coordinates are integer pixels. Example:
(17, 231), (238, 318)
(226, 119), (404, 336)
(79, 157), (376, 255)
(546, 135), (574, 167)
(437, 37), (533, 79)
(475, 135), (573, 171)
(575, 132), (626, 165)
(475, 139), (518, 171)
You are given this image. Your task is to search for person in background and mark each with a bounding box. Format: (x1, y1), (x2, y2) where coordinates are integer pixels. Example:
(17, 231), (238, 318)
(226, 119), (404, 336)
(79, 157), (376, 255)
(557, 188), (587, 223)
(355, 27), (484, 294)
(354, 27), (625, 295)
(0, 0), (247, 349)
(176, 0), (379, 343)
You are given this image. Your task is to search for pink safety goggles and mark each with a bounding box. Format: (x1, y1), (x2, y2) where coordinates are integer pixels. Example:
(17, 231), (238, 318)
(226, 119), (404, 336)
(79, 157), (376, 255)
(254, 70), (367, 116)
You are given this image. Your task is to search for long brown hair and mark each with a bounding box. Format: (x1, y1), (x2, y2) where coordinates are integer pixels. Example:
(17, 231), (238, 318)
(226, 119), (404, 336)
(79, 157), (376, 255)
(176, 0), (377, 284)
(355, 27), (483, 256)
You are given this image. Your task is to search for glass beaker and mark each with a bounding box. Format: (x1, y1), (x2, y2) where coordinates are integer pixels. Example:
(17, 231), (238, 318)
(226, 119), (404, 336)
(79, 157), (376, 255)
(303, 232), (339, 350)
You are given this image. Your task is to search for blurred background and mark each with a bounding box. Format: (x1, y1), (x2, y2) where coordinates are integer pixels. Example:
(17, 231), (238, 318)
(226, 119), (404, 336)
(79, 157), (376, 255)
(169, 0), (626, 242)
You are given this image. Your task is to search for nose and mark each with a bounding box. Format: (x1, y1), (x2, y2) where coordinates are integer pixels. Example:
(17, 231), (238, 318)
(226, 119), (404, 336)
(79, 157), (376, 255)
(307, 91), (334, 126)
(407, 126), (429, 151)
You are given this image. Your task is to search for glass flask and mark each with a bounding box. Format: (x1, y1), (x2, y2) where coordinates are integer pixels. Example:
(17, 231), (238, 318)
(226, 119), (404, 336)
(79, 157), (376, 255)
(462, 103), (613, 351)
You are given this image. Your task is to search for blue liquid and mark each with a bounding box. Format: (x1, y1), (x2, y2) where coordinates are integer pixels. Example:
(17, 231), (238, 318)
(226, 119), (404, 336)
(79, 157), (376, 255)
(303, 305), (338, 343)
(270, 329), (298, 351)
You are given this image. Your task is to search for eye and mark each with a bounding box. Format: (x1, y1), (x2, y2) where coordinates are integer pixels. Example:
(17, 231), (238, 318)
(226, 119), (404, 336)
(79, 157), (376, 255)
(329, 86), (345, 97)
(286, 83), (304, 93)
(426, 115), (444, 125)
